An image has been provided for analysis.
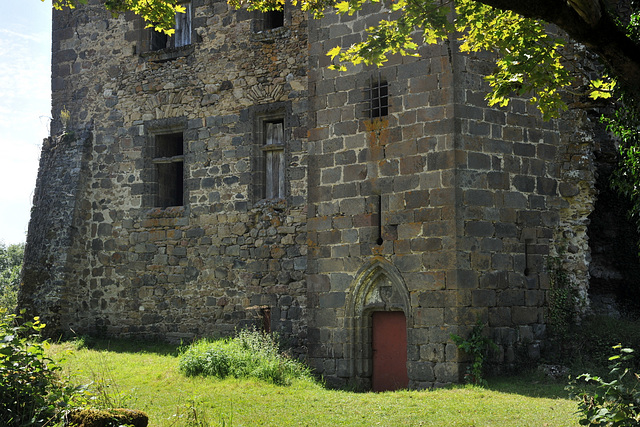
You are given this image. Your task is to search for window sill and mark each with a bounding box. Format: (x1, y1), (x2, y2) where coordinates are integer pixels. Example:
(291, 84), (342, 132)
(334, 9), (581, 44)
(251, 27), (290, 43)
(254, 198), (287, 210)
(145, 205), (188, 218)
(141, 44), (195, 62)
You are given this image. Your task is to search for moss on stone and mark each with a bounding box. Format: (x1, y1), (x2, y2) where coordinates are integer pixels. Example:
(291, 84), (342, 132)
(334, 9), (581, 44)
(65, 408), (148, 427)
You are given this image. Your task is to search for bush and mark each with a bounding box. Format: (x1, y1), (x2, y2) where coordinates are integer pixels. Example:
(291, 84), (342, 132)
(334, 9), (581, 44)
(0, 310), (76, 426)
(570, 344), (640, 426)
(179, 329), (314, 386)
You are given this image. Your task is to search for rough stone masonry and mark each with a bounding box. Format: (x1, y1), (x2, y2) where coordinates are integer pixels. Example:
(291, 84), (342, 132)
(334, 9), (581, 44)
(19, 0), (636, 389)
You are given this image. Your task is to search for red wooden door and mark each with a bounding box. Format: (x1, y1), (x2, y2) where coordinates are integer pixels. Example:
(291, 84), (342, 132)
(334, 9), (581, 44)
(372, 311), (408, 392)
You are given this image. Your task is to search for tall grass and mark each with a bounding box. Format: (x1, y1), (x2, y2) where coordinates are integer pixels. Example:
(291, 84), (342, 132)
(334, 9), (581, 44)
(179, 329), (314, 386)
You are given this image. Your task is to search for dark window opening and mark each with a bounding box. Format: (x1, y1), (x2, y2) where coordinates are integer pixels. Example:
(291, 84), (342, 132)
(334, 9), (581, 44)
(254, 7), (285, 33)
(262, 119), (285, 199)
(151, 31), (169, 51)
(153, 132), (184, 208)
(366, 73), (389, 118)
(265, 10), (284, 30)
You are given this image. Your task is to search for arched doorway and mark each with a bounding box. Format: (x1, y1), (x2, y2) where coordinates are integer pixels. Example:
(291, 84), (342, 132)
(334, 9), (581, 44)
(344, 257), (412, 390)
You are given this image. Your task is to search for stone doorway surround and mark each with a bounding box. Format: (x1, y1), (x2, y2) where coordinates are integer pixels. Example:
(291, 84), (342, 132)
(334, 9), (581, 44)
(344, 257), (412, 389)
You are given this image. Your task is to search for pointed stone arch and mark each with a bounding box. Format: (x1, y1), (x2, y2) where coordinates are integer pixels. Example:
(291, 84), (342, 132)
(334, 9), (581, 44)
(344, 257), (412, 388)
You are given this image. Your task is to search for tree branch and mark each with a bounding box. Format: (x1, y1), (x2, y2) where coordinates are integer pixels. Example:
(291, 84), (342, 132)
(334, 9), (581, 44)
(475, 0), (640, 97)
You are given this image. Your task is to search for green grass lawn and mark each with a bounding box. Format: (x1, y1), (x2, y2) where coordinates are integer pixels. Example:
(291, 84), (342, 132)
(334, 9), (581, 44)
(49, 339), (580, 426)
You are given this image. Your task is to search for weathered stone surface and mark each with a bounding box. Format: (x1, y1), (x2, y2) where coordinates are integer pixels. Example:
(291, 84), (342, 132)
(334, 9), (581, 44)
(20, 0), (622, 392)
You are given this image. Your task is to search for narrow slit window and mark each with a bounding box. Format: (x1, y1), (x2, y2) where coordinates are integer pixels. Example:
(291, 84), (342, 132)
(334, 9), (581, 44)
(262, 119), (285, 199)
(153, 132), (184, 208)
(366, 73), (389, 118)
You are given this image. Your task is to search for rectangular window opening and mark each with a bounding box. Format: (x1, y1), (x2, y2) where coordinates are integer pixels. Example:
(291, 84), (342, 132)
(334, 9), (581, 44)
(150, 1), (192, 51)
(262, 119), (285, 200)
(265, 10), (284, 30)
(366, 72), (389, 118)
(153, 132), (184, 208)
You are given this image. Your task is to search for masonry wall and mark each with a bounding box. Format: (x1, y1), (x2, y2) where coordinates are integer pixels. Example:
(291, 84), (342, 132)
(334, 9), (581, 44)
(21, 0), (310, 349)
(307, 9), (460, 386)
(20, 0), (608, 390)
(306, 9), (599, 387)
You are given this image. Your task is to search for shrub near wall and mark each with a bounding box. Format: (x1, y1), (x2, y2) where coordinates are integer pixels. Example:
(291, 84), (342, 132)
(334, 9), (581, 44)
(179, 329), (314, 386)
(0, 311), (70, 426)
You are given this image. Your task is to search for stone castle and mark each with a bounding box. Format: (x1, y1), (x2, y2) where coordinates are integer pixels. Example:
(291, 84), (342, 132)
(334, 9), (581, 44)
(18, 0), (639, 389)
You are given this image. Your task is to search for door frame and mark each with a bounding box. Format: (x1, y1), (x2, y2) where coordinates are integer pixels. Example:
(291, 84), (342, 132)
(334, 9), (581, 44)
(344, 257), (412, 389)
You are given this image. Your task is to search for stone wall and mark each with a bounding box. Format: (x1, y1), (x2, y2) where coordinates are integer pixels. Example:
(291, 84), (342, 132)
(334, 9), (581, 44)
(20, 131), (93, 332)
(20, 0), (615, 389)
(305, 10), (601, 387)
(23, 0), (310, 350)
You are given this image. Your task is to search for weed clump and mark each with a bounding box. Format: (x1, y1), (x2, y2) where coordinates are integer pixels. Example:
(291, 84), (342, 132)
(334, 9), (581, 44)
(178, 329), (314, 386)
(451, 319), (498, 386)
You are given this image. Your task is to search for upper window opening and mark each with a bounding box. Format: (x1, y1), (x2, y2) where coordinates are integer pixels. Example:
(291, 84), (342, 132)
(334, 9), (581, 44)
(366, 73), (389, 118)
(254, 7), (285, 33)
(153, 132), (184, 208)
(150, 1), (192, 51)
(262, 119), (285, 200)
(264, 10), (284, 30)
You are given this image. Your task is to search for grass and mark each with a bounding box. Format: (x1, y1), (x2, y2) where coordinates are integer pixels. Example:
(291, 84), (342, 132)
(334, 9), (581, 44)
(48, 338), (581, 426)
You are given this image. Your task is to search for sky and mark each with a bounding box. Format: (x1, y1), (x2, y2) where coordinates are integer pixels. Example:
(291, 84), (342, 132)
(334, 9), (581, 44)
(0, 2), (52, 245)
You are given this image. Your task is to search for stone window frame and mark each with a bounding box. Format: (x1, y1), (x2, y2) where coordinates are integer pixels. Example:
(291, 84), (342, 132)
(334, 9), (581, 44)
(139, 1), (196, 61)
(250, 103), (291, 204)
(142, 117), (189, 210)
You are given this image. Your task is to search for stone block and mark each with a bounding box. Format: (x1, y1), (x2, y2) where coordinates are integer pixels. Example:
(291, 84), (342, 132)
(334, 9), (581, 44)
(537, 177), (557, 196)
(434, 362), (460, 383)
(497, 289), (525, 306)
(408, 361), (435, 382)
(404, 271), (445, 291)
(410, 237), (442, 252)
(511, 306), (540, 324)
(394, 254), (422, 272)
(464, 189), (494, 207)
(404, 190), (430, 209)
(559, 182), (580, 197)
(420, 344), (444, 363)
(415, 308), (444, 326)
(512, 175), (535, 193)
(488, 307), (511, 327)
(472, 289), (496, 307)
(339, 198), (365, 215)
(464, 221), (495, 237)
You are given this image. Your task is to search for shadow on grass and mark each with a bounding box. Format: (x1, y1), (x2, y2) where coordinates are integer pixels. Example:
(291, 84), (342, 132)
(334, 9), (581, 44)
(67, 336), (182, 357)
(485, 374), (573, 400)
